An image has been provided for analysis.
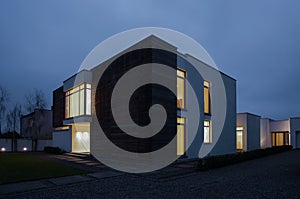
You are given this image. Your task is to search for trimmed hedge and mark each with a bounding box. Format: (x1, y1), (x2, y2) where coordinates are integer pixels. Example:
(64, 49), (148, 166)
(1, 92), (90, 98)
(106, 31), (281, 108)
(197, 145), (293, 171)
(44, 146), (62, 154)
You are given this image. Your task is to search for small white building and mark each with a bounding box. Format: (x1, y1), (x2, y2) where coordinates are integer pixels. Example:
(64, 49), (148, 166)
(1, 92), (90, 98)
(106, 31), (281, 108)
(237, 113), (300, 151)
(236, 113), (261, 151)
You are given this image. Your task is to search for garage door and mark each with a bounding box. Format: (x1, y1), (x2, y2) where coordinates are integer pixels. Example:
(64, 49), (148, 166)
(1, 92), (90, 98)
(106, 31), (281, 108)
(297, 131), (300, 148)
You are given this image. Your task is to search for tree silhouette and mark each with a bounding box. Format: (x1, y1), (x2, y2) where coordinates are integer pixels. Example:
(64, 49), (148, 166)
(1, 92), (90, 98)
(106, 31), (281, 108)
(6, 103), (22, 151)
(25, 89), (47, 151)
(0, 86), (10, 134)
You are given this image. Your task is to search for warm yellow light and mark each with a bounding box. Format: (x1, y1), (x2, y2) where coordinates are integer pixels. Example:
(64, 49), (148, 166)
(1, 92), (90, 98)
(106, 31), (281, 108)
(177, 68), (186, 78)
(177, 117), (185, 155)
(236, 126), (243, 131)
(204, 83), (210, 114)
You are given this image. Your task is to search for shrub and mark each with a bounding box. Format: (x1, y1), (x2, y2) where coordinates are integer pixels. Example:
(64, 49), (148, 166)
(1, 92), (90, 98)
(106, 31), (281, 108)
(197, 145), (293, 171)
(44, 146), (62, 154)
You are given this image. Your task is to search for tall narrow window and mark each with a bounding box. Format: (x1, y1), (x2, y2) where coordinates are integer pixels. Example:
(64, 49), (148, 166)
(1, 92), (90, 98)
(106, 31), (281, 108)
(236, 127), (243, 150)
(65, 83), (92, 118)
(65, 95), (69, 118)
(204, 120), (212, 143)
(204, 81), (211, 115)
(86, 84), (91, 115)
(177, 69), (186, 109)
(177, 117), (185, 156)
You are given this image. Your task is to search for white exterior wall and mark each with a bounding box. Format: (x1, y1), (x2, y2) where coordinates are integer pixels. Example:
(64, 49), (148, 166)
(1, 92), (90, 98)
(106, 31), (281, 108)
(290, 118), (300, 148)
(53, 129), (72, 152)
(237, 114), (248, 151)
(260, 118), (271, 148)
(184, 55), (236, 158)
(270, 120), (290, 132)
(237, 113), (260, 151)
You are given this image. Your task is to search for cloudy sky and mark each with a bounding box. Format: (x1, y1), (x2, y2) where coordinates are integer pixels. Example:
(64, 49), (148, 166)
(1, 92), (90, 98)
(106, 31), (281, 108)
(0, 0), (299, 119)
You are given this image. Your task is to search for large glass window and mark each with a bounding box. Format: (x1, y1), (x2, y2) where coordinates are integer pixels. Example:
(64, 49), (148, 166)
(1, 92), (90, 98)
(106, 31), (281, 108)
(204, 120), (212, 143)
(177, 69), (186, 109)
(177, 117), (185, 156)
(271, 132), (289, 146)
(65, 83), (91, 118)
(236, 127), (243, 150)
(204, 81), (211, 115)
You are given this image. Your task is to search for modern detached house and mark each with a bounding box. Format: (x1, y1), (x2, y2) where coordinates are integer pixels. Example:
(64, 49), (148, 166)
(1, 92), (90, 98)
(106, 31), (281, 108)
(52, 35), (237, 159)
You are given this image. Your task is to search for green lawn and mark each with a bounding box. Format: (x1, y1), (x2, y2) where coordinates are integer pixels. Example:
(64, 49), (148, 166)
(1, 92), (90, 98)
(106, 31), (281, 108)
(0, 153), (89, 185)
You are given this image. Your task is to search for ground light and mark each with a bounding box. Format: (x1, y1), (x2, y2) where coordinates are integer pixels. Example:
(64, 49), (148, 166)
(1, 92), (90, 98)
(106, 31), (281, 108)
(1, 147), (5, 152)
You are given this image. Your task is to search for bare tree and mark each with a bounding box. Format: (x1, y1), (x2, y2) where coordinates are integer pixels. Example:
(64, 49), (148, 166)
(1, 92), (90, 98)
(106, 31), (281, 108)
(6, 103), (22, 151)
(0, 86), (10, 134)
(25, 89), (47, 151)
(25, 89), (47, 113)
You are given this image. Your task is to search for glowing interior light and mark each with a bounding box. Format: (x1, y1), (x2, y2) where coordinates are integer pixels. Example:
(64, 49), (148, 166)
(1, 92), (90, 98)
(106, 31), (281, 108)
(83, 132), (89, 141)
(1, 148), (5, 152)
(76, 132), (82, 140)
(23, 147), (27, 151)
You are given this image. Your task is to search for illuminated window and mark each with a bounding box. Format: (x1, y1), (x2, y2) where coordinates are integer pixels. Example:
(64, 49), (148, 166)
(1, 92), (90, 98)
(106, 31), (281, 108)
(204, 120), (211, 143)
(177, 68), (186, 109)
(72, 123), (90, 152)
(271, 132), (289, 146)
(86, 84), (92, 115)
(65, 83), (92, 118)
(204, 81), (211, 115)
(177, 117), (185, 155)
(236, 127), (243, 150)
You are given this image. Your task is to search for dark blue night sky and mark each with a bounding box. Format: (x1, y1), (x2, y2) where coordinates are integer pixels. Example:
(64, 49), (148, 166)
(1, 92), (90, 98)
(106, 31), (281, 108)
(0, 0), (300, 120)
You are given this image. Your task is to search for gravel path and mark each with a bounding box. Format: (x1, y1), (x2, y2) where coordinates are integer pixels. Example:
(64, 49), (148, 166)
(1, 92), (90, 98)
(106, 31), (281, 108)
(2, 150), (300, 198)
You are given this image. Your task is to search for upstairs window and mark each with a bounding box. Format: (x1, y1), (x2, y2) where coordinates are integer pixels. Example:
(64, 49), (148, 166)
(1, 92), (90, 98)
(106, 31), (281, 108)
(177, 68), (186, 109)
(204, 80), (211, 115)
(65, 83), (91, 118)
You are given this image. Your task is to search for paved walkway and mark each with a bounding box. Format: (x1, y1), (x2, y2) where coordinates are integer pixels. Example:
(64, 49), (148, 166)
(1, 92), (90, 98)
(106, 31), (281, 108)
(1, 150), (300, 198)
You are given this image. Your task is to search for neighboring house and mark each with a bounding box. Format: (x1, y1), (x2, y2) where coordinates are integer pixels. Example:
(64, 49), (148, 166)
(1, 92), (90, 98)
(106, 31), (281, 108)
(52, 35), (237, 159)
(236, 113), (300, 151)
(20, 109), (53, 140)
(236, 113), (261, 151)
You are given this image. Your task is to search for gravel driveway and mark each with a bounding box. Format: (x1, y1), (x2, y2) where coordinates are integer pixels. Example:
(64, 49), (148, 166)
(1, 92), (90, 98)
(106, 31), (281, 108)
(3, 150), (300, 198)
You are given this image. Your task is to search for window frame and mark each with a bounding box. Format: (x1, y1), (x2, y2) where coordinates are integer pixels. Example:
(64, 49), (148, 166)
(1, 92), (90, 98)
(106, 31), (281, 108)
(271, 132), (290, 147)
(65, 83), (92, 119)
(177, 68), (186, 109)
(236, 126), (244, 150)
(177, 117), (186, 156)
(204, 120), (212, 144)
(204, 80), (211, 115)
